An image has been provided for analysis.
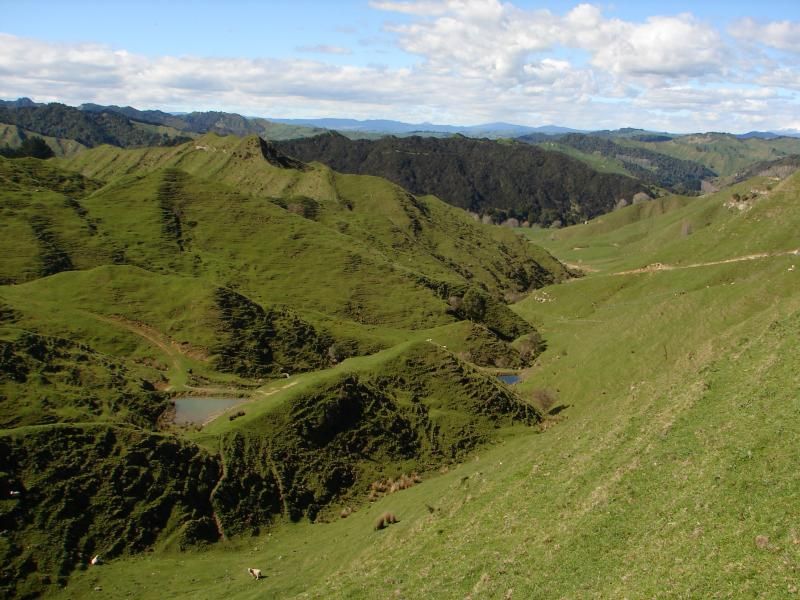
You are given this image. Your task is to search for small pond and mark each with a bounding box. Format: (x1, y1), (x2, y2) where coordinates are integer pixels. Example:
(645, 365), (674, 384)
(497, 374), (521, 385)
(173, 397), (245, 425)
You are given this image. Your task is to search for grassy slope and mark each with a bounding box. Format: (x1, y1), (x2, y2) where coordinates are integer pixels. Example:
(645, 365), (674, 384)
(2, 141), (562, 377)
(52, 170), (800, 598)
(0, 124), (86, 157)
(0, 324), (168, 428)
(1, 140), (570, 596)
(535, 139), (633, 176)
(520, 173), (798, 274)
(57, 134), (568, 289)
(0, 157), (108, 283)
(195, 341), (540, 535)
(52, 136), (566, 334)
(617, 133), (800, 178)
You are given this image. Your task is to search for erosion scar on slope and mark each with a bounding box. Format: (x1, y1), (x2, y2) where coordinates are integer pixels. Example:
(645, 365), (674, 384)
(268, 440), (290, 519)
(209, 438), (228, 541)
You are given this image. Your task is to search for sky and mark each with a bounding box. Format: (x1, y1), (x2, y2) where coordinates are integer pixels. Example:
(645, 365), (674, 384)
(3, 0), (800, 132)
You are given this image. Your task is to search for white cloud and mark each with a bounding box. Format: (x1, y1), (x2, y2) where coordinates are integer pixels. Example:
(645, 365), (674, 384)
(586, 14), (724, 78)
(295, 45), (352, 55)
(376, 2), (725, 81)
(730, 17), (800, 53)
(1, 2), (800, 133)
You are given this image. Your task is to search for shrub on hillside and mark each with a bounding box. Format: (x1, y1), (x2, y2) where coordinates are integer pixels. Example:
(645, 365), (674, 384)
(531, 388), (558, 413)
(518, 330), (547, 364)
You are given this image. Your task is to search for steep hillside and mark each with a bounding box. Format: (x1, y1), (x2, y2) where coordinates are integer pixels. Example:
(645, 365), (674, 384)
(0, 157), (108, 283)
(0, 325), (168, 429)
(275, 132), (648, 226)
(615, 132), (800, 178)
(0, 424), (220, 598)
(51, 162), (800, 600)
(0, 265), (333, 388)
(522, 133), (716, 193)
(0, 124), (86, 157)
(522, 169), (800, 274)
(0, 136), (567, 597)
(56, 135), (568, 318)
(202, 341), (539, 534)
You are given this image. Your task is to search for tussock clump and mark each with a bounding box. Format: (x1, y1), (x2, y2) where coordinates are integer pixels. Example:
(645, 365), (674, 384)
(368, 473), (422, 501)
(340, 507), (353, 519)
(374, 512), (398, 530)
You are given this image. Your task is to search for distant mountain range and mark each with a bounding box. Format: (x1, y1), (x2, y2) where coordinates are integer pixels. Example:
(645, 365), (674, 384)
(0, 99), (325, 148)
(3, 97), (800, 140)
(266, 117), (582, 138)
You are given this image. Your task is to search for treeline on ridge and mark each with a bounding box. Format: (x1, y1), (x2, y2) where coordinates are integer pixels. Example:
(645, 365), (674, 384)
(276, 132), (649, 227)
(524, 133), (717, 193)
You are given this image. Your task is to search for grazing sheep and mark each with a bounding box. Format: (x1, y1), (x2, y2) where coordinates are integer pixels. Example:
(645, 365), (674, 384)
(90, 555), (102, 566)
(248, 568), (263, 580)
(374, 512), (398, 530)
(340, 507), (353, 519)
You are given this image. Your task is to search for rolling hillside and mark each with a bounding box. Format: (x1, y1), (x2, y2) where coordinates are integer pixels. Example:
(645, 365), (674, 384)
(0, 137), (567, 597)
(43, 164), (800, 600)
(615, 132), (800, 178)
(3, 124), (799, 599)
(0, 102), (325, 158)
(80, 103), (328, 141)
(521, 133), (716, 193)
(275, 132), (648, 226)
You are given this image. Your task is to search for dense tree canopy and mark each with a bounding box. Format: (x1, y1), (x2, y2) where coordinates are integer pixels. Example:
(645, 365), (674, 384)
(277, 133), (648, 226)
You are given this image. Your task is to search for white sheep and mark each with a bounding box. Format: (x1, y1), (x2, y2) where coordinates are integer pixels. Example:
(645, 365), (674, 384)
(90, 555), (102, 566)
(248, 568), (263, 580)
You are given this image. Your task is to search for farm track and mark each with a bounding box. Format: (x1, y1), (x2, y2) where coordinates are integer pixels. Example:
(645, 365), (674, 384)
(82, 312), (246, 395)
(612, 248), (799, 276)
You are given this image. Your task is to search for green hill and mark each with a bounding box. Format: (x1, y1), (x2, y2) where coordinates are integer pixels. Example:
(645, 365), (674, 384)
(40, 167), (800, 599)
(522, 133), (716, 193)
(0, 135), (569, 596)
(0, 124), (86, 157)
(7, 120), (799, 599)
(615, 132), (800, 178)
(80, 103), (327, 141)
(55, 135), (567, 323)
(275, 132), (648, 226)
(0, 104), (190, 148)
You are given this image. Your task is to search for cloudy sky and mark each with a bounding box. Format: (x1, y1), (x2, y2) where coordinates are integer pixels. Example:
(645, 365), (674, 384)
(3, 0), (800, 132)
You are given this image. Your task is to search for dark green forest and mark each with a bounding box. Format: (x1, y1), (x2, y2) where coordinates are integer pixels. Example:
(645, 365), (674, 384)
(527, 133), (716, 193)
(276, 132), (648, 226)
